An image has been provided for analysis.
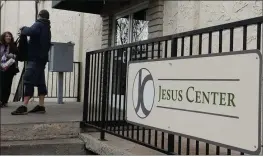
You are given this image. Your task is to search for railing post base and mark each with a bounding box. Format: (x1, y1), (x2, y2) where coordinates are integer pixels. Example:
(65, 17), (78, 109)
(99, 131), (107, 141)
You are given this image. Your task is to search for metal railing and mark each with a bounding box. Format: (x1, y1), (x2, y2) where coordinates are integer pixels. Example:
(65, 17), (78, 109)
(82, 16), (263, 155)
(13, 62), (81, 102)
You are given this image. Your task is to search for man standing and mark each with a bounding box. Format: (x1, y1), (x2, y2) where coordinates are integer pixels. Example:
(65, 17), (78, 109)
(11, 10), (51, 115)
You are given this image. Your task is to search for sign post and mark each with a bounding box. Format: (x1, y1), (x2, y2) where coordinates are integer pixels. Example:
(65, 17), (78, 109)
(126, 50), (262, 155)
(57, 72), (64, 104)
(48, 42), (74, 104)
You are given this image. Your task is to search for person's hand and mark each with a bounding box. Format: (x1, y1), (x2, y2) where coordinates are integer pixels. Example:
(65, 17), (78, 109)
(17, 26), (24, 36)
(17, 29), (21, 36)
(6, 53), (15, 59)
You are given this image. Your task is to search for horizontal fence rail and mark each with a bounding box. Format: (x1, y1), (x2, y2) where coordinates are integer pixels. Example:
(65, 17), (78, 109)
(13, 62), (81, 102)
(82, 16), (263, 155)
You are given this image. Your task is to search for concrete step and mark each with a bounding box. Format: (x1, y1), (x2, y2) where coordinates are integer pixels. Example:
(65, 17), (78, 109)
(0, 138), (90, 155)
(1, 121), (80, 141)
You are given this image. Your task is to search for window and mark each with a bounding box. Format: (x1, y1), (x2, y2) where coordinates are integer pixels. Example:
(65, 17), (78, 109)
(115, 15), (129, 45)
(112, 4), (149, 95)
(113, 4), (149, 46)
(132, 9), (148, 43)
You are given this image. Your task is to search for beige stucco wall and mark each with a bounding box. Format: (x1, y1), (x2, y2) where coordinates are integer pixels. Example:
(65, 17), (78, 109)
(163, 1), (262, 35)
(163, 1), (262, 56)
(1, 1), (102, 102)
(1, 0), (262, 103)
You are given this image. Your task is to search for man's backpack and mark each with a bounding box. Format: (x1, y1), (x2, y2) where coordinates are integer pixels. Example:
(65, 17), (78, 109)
(15, 35), (28, 61)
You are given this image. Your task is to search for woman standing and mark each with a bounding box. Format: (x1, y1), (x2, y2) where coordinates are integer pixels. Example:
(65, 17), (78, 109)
(0, 32), (19, 108)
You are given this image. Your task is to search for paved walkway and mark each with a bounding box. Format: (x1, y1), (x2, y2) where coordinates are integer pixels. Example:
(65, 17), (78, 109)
(1, 102), (82, 125)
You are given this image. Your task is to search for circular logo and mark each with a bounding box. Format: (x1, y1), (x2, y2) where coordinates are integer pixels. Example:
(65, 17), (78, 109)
(132, 68), (155, 119)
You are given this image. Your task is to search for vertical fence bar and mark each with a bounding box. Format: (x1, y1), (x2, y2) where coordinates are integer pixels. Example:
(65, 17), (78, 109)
(69, 71), (71, 97)
(198, 34), (202, 55)
(216, 30), (223, 155)
(129, 47), (135, 139)
(164, 40), (168, 58)
(91, 53), (98, 122)
(146, 43), (149, 59)
(186, 138), (190, 155)
(243, 25), (247, 50)
(110, 50), (115, 131)
(178, 136), (182, 155)
(171, 38), (177, 57)
(141, 44), (146, 142)
(51, 72), (54, 97)
(208, 32), (212, 54)
(196, 33), (203, 155)
(167, 37), (176, 154)
(95, 53), (100, 122)
(106, 51), (112, 131)
(73, 63), (76, 98)
(122, 48), (128, 136)
(46, 69), (49, 97)
(118, 48), (124, 135)
(168, 134), (174, 153)
(154, 130), (158, 147)
(257, 23), (261, 50)
(137, 50), (140, 140)
(114, 50), (119, 133)
(161, 132), (164, 149)
(100, 52), (109, 140)
(205, 143), (209, 155)
(82, 53), (91, 124)
(230, 28), (234, 51)
(158, 41), (161, 58)
(63, 72), (66, 97)
(151, 42), (154, 59)
(227, 27), (234, 156)
(189, 35), (193, 56)
(77, 62), (81, 102)
(181, 37), (184, 56)
(98, 53), (104, 122)
(55, 72), (58, 97)
(219, 30), (222, 53)
(89, 54), (94, 122)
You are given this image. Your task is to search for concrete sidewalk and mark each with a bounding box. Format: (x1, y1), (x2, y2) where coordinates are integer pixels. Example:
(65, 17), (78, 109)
(1, 102), (82, 124)
(1, 102), (83, 142)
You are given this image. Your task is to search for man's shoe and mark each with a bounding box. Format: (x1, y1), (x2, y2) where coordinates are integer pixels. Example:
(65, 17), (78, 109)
(11, 105), (28, 115)
(1, 103), (8, 108)
(29, 105), (46, 114)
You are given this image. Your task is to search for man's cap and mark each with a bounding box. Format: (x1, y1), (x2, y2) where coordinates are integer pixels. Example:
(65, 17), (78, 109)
(39, 9), (50, 19)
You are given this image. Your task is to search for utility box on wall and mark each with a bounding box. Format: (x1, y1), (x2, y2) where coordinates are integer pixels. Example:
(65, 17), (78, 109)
(48, 42), (74, 72)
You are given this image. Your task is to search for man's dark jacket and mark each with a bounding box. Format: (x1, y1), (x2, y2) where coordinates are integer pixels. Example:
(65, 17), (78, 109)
(21, 18), (51, 63)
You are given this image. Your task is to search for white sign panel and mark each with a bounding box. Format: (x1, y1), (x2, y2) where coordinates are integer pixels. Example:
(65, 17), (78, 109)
(126, 50), (262, 155)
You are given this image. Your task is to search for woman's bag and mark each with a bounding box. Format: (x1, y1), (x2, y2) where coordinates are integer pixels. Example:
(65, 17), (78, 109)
(15, 35), (28, 61)
(0, 54), (15, 71)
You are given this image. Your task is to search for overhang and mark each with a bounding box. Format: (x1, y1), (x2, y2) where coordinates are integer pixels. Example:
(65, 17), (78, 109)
(52, 0), (129, 15)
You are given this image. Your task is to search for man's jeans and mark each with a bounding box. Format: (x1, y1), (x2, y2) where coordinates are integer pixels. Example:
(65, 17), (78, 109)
(23, 61), (47, 97)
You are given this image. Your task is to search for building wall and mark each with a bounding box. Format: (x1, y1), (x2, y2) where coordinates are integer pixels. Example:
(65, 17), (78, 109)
(101, 1), (262, 53)
(1, 0), (102, 102)
(163, 1), (263, 56)
(97, 0), (263, 111)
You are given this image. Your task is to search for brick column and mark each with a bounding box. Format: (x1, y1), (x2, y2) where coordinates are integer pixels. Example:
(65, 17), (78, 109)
(148, 0), (164, 39)
(101, 15), (113, 48)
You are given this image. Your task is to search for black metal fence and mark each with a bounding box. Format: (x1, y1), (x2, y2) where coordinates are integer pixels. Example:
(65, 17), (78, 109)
(82, 16), (263, 155)
(13, 62), (81, 102)
(42, 62), (81, 100)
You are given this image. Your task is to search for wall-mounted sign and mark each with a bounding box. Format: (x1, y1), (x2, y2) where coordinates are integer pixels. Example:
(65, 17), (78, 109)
(126, 50), (262, 155)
